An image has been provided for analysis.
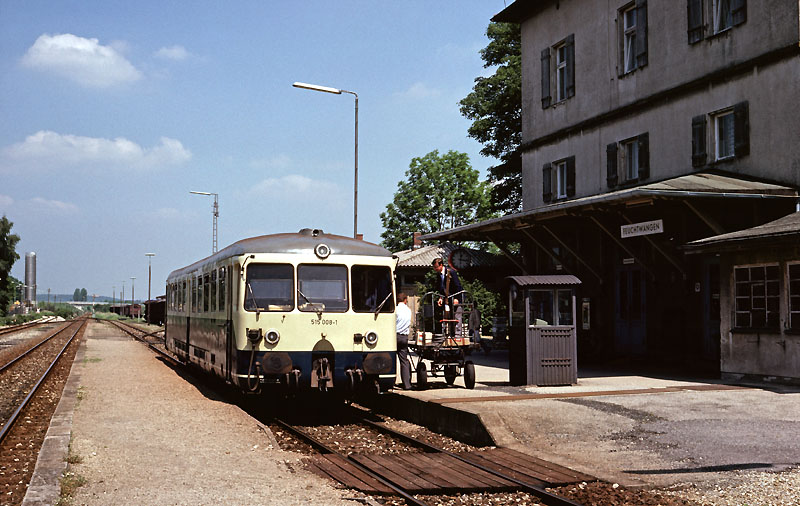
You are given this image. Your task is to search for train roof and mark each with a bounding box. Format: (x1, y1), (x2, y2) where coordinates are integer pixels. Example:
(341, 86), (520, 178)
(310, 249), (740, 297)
(167, 228), (393, 279)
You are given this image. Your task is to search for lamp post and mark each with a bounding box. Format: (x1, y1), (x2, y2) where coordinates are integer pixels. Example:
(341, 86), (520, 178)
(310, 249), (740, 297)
(190, 191), (219, 254)
(145, 253), (155, 302)
(293, 81), (359, 239)
(121, 281), (125, 310)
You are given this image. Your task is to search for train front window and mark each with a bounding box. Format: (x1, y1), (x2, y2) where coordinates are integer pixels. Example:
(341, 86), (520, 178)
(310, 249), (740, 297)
(352, 265), (394, 313)
(245, 264), (294, 311)
(298, 264), (348, 312)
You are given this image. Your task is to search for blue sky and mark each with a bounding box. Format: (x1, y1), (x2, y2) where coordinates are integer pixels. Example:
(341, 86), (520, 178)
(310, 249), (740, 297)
(0, 1), (506, 299)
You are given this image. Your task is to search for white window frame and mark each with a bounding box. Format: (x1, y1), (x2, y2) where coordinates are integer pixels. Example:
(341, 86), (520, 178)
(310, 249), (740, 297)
(555, 43), (568, 102)
(713, 0), (733, 33)
(621, 138), (639, 181)
(734, 263), (781, 329)
(555, 160), (568, 198)
(789, 262), (800, 331)
(713, 109), (735, 161)
(622, 4), (637, 74)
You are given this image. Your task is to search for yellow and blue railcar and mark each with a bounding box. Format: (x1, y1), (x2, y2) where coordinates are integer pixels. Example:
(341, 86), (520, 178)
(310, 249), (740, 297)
(165, 228), (397, 394)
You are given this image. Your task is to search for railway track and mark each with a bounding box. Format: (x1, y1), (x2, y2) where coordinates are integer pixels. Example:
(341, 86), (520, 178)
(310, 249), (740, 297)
(0, 316), (87, 505)
(270, 407), (588, 506)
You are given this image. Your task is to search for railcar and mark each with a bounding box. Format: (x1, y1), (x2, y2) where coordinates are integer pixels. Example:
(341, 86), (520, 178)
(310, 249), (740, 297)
(165, 229), (397, 394)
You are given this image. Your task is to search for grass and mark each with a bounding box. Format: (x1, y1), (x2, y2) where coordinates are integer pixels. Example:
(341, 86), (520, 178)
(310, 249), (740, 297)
(57, 472), (87, 505)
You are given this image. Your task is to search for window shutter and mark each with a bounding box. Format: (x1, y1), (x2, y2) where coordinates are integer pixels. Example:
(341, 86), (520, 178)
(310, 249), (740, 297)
(541, 48), (551, 109)
(542, 163), (552, 203)
(734, 101), (750, 157)
(637, 133), (650, 180)
(691, 115), (707, 167)
(732, 0), (747, 26)
(565, 34), (575, 98)
(566, 156), (576, 197)
(687, 0), (704, 44)
(606, 143), (618, 188)
(635, 0), (648, 67)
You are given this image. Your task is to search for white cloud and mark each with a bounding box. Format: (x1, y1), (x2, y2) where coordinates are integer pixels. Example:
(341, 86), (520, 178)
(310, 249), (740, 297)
(29, 197), (79, 214)
(251, 174), (339, 195)
(21, 33), (142, 88)
(0, 194), (13, 210)
(248, 154), (292, 170)
(394, 82), (442, 100)
(1, 131), (191, 172)
(155, 45), (190, 61)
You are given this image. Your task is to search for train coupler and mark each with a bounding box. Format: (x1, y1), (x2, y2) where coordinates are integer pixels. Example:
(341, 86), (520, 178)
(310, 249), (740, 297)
(311, 357), (332, 391)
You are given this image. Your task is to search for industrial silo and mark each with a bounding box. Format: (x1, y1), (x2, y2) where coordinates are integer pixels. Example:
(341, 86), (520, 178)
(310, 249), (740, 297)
(24, 252), (36, 307)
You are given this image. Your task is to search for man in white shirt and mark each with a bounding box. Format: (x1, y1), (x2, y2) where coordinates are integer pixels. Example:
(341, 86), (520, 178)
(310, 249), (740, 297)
(395, 292), (412, 390)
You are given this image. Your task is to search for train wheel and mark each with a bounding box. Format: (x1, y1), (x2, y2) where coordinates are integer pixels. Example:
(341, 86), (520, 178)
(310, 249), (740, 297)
(444, 365), (457, 385)
(416, 361), (427, 390)
(464, 361), (476, 389)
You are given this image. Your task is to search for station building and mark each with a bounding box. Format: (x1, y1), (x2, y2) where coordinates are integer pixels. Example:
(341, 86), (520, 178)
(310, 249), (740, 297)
(423, 0), (800, 375)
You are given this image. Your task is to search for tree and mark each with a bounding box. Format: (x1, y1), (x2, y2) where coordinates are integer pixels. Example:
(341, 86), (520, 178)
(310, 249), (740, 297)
(80, 288), (88, 301)
(73, 288), (81, 301)
(0, 216), (21, 316)
(380, 150), (494, 252)
(459, 22), (522, 214)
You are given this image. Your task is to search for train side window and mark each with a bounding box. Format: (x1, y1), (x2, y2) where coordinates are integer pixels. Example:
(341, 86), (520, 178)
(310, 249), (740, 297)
(203, 274), (210, 312)
(219, 267), (226, 310)
(181, 281), (186, 312)
(245, 263), (294, 311)
(193, 276), (199, 313)
(298, 264), (349, 312)
(211, 270), (217, 312)
(352, 265), (394, 313)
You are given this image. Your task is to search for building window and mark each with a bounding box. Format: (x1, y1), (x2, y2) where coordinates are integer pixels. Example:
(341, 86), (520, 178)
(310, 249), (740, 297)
(619, 1), (647, 75)
(622, 138), (639, 181)
(555, 160), (568, 198)
(606, 133), (649, 188)
(713, 0), (733, 33)
(542, 156), (576, 203)
(692, 101), (749, 167)
(734, 264), (780, 329)
(790, 263), (800, 331)
(688, 0), (746, 43)
(541, 34), (575, 108)
(714, 110), (734, 160)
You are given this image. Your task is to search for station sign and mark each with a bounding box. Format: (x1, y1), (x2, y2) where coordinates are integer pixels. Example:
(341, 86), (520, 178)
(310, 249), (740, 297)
(621, 219), (663, 238)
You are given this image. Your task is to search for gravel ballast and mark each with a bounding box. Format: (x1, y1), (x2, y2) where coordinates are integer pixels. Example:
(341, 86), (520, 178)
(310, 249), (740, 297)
(67, 321), (358, 505)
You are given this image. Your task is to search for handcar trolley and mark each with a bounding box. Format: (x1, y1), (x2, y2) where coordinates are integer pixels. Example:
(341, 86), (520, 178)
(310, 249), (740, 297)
(408, 290), (479, 389)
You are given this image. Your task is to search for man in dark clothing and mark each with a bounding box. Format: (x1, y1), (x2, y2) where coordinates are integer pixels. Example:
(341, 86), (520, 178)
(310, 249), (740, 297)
(432, 257), (463, 337)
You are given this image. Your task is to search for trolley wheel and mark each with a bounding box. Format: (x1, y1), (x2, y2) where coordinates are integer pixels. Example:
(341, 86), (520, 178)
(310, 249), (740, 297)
(416, 361), (427, 390)
(444, 365), (458, 385)
(464, 361), (476, 389)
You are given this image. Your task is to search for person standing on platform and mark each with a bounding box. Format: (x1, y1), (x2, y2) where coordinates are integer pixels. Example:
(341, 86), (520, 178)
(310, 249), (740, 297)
(395, 292), (412, 390)
(432, 257), (463, 337)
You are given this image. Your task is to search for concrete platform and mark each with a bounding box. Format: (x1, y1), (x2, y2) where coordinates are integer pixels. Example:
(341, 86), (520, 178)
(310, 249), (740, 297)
(371, 347), (800, 488)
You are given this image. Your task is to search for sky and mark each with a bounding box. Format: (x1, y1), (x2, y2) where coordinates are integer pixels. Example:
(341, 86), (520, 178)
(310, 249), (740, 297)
(0, 0), (508, 300)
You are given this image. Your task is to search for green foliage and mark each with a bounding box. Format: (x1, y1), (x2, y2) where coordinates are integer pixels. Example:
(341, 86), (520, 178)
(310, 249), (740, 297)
(80, 288), (87, 301)
(0, 216), (21, 317)
(461, 278), (502, 331)
(459, 22), (522, 214)
(72, 289), (81, 301)
(380, 150), (495, 252)
(37, 302), (79, 319)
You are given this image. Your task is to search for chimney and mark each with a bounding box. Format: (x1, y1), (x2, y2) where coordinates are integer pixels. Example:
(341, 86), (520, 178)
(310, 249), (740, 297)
(356, 233), (364, 241)
(412, 232), (422, 249)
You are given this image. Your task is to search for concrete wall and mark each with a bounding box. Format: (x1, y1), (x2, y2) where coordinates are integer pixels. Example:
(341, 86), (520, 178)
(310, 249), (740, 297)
(518, 0), (800, 209)
(719, 244), (800, 383)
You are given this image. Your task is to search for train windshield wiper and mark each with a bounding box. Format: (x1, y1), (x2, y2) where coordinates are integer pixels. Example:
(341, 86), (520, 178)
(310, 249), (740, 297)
(374, 292), (393, 317)
(297, 288), (323, 319)
(246, 282), (263, 316)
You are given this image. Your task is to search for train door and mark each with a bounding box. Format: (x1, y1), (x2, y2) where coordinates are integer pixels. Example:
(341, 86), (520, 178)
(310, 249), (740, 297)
(225, 263), (235, 381)
(614, 263), (646, 355)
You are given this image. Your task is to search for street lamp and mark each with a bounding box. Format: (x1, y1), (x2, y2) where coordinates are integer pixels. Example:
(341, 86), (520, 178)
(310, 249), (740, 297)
(190, 191), (219, 254)
(145, 253), (155, 302)
(131, 276), (137, 320)
(293, 81), (359, 239)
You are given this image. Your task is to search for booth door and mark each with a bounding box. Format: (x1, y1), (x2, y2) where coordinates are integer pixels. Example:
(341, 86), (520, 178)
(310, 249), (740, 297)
(702, 259), (721, 364)
(615, 264), (646, 355)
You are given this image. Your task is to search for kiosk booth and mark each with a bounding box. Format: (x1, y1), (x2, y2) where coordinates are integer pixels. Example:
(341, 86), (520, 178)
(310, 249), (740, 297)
(507, 275), (581, 386)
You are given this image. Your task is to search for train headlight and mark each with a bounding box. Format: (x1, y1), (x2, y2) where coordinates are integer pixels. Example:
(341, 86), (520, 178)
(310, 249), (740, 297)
(364, 331), (378, 346)
(314, 243), (331, 259)
(265, 329), (280, 346)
